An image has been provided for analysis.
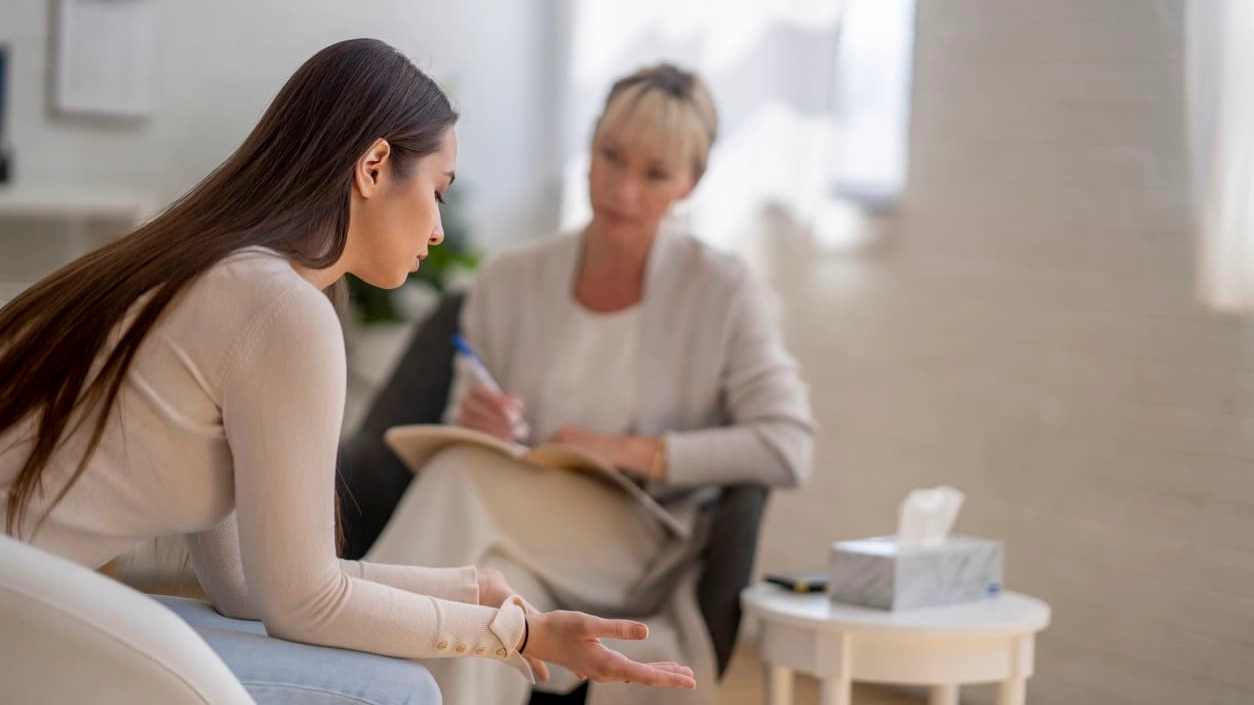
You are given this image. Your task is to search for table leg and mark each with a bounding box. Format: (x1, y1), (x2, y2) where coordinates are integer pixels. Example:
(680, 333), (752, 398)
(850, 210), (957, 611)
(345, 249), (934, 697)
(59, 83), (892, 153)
(819, 677), (852, 705)
(998, 677), (1026, 705)
(929, 684), (959, 705)
(764, 662), (793, 705)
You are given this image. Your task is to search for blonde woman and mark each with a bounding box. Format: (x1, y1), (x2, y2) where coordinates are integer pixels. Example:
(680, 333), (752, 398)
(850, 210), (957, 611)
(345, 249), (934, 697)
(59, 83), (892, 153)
(363, 64), (816, 705)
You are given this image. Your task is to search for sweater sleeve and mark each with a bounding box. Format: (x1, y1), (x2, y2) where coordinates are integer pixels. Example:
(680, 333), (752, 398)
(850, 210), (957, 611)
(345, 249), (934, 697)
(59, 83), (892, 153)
(663, 274), (816, 488)
(187, 512), (480, 621)
(201, 283), (531, 675)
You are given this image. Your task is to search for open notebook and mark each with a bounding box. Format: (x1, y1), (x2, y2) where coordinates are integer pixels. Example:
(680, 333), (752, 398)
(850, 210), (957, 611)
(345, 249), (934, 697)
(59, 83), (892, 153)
(383, 424), (687, 538)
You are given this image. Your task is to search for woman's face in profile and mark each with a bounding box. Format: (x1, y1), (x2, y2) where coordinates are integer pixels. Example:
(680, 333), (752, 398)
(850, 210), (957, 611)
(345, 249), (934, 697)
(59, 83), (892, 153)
(587, 126), (695, 244)
(349, 127), (458, 289)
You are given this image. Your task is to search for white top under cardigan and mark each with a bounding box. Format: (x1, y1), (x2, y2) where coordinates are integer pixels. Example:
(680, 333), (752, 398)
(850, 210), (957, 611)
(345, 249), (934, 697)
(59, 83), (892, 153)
(541, 303), (641, 438)
(0, 248), (532, 677)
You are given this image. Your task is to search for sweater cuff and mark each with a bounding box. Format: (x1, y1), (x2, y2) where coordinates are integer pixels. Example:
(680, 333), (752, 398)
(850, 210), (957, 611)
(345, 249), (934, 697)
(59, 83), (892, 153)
(488, 595), (536, 682)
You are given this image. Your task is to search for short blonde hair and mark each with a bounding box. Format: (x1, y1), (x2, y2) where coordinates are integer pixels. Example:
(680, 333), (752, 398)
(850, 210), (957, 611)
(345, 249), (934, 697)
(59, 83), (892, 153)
(594, 64), (719, 183)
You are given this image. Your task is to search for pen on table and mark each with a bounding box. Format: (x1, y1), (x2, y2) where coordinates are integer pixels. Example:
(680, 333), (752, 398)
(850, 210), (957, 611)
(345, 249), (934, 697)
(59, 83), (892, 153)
(451, 334), (530, 440)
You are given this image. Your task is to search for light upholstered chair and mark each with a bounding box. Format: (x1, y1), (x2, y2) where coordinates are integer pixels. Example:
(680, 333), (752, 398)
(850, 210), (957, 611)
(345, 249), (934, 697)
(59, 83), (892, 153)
(0, 533), (256, 704)
(2, 533), (443, 704)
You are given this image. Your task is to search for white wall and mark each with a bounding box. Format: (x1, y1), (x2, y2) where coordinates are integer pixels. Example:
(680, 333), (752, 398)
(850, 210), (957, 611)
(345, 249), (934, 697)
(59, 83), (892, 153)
(756, 1), (1254, 703)
(0, 0), (562, 251)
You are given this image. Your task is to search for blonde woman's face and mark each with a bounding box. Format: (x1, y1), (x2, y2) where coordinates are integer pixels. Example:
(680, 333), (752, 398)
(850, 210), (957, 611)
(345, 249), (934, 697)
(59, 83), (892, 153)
(587, 126), (696, 244)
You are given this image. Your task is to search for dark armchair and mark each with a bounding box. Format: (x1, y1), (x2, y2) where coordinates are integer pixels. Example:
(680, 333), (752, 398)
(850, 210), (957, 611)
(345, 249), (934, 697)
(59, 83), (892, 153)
(337, 293), (768, 697)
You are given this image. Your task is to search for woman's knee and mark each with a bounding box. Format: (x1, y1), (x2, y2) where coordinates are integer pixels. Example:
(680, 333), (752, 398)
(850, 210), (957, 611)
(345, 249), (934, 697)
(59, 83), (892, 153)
(372, 658), (441, 705)
(188, 622), (442, 705)
(239, 654), (441, 705)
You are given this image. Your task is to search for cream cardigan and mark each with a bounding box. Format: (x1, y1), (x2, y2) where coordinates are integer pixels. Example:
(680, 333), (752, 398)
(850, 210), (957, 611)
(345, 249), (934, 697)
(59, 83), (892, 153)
(447, 226), (816, 491)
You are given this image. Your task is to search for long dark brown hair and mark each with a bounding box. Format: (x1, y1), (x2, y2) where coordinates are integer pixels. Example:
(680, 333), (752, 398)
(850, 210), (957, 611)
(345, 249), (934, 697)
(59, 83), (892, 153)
(1, 38), (457, 540)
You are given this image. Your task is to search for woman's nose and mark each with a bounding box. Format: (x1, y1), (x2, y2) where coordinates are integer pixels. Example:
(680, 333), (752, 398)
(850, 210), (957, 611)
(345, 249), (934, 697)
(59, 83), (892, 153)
(430, 211), (445, 246)
(612, 174), (640, 206)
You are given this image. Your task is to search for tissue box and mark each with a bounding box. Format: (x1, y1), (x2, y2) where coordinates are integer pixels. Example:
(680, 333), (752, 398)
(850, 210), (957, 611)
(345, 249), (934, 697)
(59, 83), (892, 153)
(828, 535), (1004, 610)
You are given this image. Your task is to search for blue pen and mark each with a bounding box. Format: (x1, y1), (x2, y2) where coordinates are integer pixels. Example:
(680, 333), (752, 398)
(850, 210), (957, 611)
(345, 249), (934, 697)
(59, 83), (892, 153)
(452, 334), (530, 439)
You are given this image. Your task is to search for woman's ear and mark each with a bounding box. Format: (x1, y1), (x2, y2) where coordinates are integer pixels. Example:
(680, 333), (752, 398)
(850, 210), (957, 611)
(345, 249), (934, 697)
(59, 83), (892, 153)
(353, 138), (393, 198)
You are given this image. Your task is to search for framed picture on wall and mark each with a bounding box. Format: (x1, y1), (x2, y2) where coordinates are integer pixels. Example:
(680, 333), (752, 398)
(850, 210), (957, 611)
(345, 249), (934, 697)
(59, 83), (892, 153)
(51, 0), (156, 118)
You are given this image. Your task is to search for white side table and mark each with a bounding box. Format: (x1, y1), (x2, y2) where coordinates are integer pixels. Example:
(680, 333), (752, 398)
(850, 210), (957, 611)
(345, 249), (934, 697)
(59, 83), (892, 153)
(741, 583), (1050, 705)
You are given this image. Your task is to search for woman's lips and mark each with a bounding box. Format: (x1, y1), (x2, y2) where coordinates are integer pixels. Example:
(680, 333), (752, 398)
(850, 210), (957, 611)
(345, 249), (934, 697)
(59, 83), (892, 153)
(599, 208), (632, 225)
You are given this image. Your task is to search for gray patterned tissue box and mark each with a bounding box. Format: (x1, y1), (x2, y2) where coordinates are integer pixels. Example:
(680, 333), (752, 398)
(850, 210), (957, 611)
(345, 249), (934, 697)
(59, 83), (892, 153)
(828, 535), (1004, 610)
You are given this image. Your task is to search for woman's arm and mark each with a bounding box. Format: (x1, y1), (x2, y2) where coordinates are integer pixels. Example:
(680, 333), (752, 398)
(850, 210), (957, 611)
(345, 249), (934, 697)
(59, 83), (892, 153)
(662, 275), (816, 487)
(551, 274), (815, 488)
(186, 512), (257, 619)
(209, 286), (532, 670)
(200, 282), (692, 688)
(188, 512), (482, 621)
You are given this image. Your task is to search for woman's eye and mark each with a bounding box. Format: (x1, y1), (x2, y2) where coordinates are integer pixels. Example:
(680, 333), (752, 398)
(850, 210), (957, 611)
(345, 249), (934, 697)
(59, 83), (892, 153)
(436, 192), (446, 205)
(648, 171), (670, 181)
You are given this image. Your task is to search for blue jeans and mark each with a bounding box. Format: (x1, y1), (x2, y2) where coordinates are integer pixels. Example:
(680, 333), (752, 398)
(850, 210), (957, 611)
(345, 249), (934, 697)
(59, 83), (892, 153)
(155, 596), (441, 705)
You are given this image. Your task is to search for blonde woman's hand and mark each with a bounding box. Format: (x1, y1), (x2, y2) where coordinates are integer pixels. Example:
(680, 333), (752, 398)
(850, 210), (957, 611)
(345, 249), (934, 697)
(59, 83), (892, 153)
(458, 384), (525, 440)
(548, 426), (657, 479)
(522, 611), (696, 689)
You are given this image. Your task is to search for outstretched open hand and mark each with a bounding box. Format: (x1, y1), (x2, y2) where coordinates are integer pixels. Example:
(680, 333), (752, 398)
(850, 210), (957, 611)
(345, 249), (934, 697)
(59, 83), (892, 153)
(524, 610), (695, 688)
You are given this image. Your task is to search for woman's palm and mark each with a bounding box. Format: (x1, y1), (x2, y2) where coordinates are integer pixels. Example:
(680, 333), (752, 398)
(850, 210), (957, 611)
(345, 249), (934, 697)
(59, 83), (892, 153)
(530, 611), (695, 688)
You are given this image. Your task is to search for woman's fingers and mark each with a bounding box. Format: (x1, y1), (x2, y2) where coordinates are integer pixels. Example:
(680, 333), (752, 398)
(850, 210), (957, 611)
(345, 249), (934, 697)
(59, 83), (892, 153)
(576, 639), (694, 688)
(646, 662), (695, 675)
(591, 657), (696, 688)
(527, 657), (551, 682)
(579, 615), (649, 641)
(469, 385), (522, 416)
(459, 386), (523, 439)
(459, 400), (512, 438)
(459, 410), (512, 439)
(461, 389), (508, 422)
